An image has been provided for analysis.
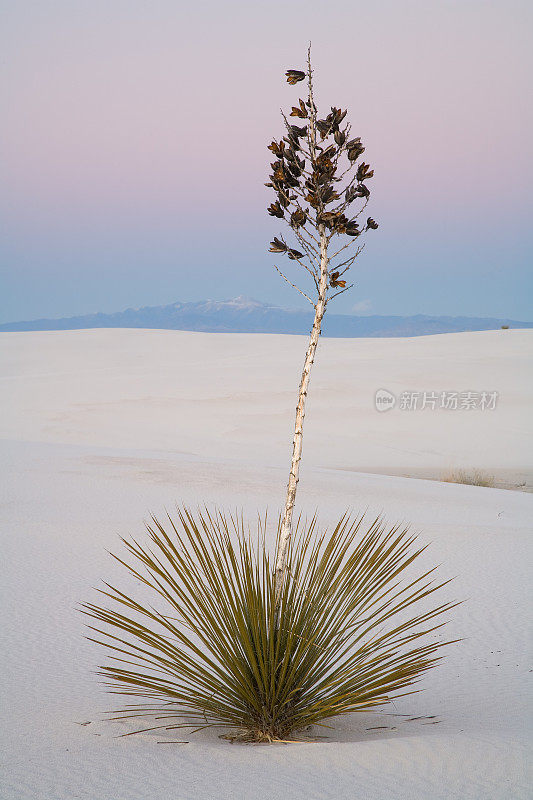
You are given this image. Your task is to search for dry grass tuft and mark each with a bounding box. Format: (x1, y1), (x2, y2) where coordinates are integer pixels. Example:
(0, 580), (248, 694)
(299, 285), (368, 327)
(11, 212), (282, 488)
(442, 469), (495, 488)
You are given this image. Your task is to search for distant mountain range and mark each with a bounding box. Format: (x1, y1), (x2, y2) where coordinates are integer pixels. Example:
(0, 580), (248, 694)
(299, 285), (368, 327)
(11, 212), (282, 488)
(1, 296), (531, 337)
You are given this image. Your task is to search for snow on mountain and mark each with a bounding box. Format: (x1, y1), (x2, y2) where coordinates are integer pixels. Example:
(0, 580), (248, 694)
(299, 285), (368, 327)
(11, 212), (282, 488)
(1, 298), (531, 337)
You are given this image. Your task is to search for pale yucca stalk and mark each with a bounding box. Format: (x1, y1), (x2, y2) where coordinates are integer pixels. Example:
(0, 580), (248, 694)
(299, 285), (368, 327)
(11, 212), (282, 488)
(274, 222), (328, 604)
(268, 48), (378, 603)
(82, 508), (456, 743)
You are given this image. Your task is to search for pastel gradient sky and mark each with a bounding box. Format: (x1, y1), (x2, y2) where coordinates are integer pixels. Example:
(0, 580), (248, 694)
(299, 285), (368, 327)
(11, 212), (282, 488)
(1, 0), (532, 322)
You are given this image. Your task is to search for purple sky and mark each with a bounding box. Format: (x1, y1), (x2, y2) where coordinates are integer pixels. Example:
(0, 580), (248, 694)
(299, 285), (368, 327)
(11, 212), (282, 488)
(1, 0), (532, 322)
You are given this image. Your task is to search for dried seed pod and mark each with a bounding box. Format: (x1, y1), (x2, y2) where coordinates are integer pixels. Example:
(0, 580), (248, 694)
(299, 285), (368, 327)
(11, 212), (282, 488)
(269, 237), (287, 253)
(329, 270), (346, 288)
(331, 107), (347, 125)
(356, 162), (374, 181)
(334, 129), (346, 146)
(347, 143), (365, 161)
(345, 221), (361, 237)
(290, 124), (308, 138)
(354, 183), (370, 199)
(290, 208), (307, 228)
(285, 69), (306, 84)
(268, 140), (285, 158)
(316, 120), (331, 139)
(287, 248), (304, 260)
(290, 99), (308, 118)
(268, 202), (285, 219)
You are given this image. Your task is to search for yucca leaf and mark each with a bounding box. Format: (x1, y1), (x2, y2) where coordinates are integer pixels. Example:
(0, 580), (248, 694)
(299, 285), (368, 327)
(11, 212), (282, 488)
(81, 508), (457, 742)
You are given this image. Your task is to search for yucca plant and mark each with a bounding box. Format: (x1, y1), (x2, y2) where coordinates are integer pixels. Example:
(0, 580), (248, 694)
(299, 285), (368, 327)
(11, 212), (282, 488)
(83, 49), (457, 744)
(265, 48), (379, 599)
(83, 508), (456, 743)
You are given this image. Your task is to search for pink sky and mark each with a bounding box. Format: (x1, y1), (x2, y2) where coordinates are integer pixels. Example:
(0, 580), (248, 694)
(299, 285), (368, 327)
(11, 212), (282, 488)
(1, 0), (532, 321)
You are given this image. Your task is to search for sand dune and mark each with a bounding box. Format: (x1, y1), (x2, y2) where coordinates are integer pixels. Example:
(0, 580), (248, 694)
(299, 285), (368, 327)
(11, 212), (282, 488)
(0, 329), (531, 799)
(1, 328), (531, 487)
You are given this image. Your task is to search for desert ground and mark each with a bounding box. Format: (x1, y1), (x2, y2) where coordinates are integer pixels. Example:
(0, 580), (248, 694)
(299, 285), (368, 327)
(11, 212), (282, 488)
(1, 328), (531, 800)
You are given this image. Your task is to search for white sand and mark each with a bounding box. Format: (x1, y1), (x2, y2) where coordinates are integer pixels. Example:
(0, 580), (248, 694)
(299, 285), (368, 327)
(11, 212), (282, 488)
(0, 329), (531, 799)
(1, 328), (531, 488)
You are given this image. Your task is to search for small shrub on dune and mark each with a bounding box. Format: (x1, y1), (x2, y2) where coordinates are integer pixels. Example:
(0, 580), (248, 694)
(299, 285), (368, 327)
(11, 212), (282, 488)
(82, 508), (456, 743)
(442, 469), (495, 488)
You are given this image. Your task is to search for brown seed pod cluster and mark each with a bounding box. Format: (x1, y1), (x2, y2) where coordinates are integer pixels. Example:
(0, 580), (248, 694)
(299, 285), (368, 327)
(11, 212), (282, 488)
(267, 65), (378, 266)
(266, 58), (379, 304)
